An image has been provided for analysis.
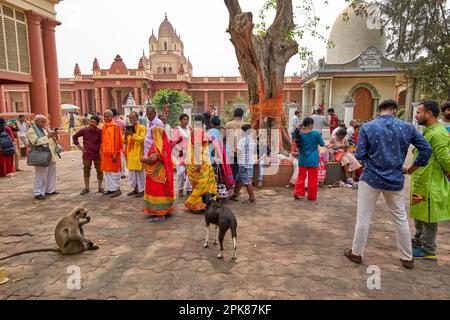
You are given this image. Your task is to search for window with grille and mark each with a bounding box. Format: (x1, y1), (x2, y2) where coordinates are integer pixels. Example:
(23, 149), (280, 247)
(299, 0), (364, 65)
(0, 4), (30, 74)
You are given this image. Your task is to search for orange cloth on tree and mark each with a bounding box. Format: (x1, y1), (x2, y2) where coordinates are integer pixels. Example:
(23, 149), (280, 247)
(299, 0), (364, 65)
(250, 95), (284, 119)
(100, 121), (123, 172)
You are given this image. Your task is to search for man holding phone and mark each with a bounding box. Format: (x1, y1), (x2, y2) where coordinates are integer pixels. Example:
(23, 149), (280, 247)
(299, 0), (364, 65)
(124, 111), (146, 197)
(100, 110), (123, 198)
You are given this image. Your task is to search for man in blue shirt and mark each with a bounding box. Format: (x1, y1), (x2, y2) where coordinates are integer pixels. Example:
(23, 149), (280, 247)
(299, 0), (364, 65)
(345, 100), (432, 269)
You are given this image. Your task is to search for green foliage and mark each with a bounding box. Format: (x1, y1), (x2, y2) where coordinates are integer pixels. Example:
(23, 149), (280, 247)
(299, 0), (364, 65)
(152, 89), (193, 128)
(256, 0), (333, 68)
(397, 108), (406, 120)
(220, 96), (249, 125)
(345, 0), (450, 102)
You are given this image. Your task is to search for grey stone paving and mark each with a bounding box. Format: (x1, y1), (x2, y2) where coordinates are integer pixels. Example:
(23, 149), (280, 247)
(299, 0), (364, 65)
(0, 151), (449, 300)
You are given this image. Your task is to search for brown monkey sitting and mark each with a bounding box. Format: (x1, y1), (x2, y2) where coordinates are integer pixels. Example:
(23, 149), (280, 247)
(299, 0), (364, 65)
(0, 207), (99, 261)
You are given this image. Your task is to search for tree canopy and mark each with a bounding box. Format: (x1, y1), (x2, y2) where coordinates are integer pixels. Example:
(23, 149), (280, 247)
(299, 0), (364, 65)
(152, 89), (193, 128)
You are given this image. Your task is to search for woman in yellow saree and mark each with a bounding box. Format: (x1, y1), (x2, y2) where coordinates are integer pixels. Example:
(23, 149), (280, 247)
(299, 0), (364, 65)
(141, 126), (175, 222)
(185, 116), (217, 213)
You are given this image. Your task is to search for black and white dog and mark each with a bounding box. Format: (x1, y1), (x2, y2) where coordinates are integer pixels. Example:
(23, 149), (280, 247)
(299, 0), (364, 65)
(202, 193), (238, 260)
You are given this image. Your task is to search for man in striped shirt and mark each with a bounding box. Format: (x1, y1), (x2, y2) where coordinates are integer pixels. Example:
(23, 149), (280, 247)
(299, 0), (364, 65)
(230, 124), (257, 205)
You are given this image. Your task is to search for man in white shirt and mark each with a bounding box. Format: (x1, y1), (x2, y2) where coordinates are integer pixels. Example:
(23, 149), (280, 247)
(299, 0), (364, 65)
(159, 114), (172, 140)
(331, 123), (347, 138)
(291, 111), (302, 133)
(346, 120), (358, 140)
(311, 108), (328, 136)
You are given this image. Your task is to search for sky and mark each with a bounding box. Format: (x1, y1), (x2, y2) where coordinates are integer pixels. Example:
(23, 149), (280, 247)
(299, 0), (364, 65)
(55, 0), (349, 78)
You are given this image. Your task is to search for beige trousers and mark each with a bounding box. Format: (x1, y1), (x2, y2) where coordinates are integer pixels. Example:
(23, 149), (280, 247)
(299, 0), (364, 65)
(352, 181), (413, 261)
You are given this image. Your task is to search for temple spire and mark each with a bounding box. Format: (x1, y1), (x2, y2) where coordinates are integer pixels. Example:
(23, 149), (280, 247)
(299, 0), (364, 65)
(165, 12), (167, 20)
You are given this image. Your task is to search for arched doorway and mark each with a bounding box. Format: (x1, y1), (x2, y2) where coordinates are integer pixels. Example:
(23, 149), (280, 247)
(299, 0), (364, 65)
(352, 87), (374, 121)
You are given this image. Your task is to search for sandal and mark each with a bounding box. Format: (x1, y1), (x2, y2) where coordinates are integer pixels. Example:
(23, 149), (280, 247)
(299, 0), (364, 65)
(344, 249), (362, 264)
(328, 182), (340, 188)
(242, 199), (256, 205)
(229, 195), (239, 201)
(98, 188), (105, 194)
(80, 189), (90, 196)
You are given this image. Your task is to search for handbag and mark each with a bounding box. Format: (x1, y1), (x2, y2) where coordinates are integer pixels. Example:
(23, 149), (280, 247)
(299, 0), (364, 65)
(27, 144), (52, 167)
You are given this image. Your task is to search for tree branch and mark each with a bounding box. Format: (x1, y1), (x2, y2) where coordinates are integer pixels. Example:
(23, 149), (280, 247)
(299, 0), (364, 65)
(224, 0), (242, 29)
(269, 0), (295, 36)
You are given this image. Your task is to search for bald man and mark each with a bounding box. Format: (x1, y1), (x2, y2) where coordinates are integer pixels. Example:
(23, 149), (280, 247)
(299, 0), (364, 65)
(100, 110), (123, 198)
(144, 106), (164, 155)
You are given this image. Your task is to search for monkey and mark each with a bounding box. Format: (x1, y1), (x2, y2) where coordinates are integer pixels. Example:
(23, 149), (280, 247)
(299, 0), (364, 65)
(0, 207), (99, 261)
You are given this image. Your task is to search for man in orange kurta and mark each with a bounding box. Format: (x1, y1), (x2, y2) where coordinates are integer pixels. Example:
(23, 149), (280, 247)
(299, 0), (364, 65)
(101, 110), (123, 198)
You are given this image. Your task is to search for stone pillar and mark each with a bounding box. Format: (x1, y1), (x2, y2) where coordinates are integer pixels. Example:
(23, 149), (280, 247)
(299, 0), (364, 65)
(315, 79), (324, 107)
(101, 88), (108, 113)
(220, 91), (225, 115)
(140, 88), (146, 106)
(42, 18), (62, 128)
(22, 92), (29, 113)
(237, 91), (241, 98)
(342, 103), (356, 127)
(286, 90), (292, 104)
(70, 91), (76, 105)
(75, 90), (82, 110)
(25, 11), (48, 116)
(203, 91), (209, 112)
(5, 91), (12, 112)
(302, 85), (310, 116)
(134, 88), (140, 106)
(323, 80), (331, 108)
(0, 85), (5, 114)
(81, 89), (87, 114)
(95, 88), (101, 114)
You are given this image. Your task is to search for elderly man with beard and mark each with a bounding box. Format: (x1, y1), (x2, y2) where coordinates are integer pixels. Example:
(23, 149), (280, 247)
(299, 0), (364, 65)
(411, 101), (450, 261)
(101, 110), (123, 198)
(27, 114), (60, 200)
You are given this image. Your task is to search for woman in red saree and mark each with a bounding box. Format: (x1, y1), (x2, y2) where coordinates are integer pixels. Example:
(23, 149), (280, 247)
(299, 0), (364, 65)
(0, 118), (15, 178)
(141, 126), (174, 222)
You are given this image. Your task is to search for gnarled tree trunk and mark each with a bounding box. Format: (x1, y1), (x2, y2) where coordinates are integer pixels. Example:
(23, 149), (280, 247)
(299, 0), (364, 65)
(225, 0), (298, 152)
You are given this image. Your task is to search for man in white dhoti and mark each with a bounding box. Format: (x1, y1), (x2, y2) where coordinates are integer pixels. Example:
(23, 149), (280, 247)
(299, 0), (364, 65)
(101, 110), (123, 198)
(27, 115), (59, 201)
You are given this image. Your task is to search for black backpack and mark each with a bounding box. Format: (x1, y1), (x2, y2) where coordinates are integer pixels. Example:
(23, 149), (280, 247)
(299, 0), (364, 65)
(0, 129), (16, 155)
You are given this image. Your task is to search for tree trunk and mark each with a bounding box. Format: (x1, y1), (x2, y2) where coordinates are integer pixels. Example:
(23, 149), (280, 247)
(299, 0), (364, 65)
(225, 0), (298, 152)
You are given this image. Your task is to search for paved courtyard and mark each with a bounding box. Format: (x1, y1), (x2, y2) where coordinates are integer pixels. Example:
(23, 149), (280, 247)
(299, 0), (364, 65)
(0, 151), (449, 300)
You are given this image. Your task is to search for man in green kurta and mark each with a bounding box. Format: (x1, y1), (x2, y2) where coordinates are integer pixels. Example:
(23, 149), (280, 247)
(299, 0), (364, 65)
(411, 101), (450, 261)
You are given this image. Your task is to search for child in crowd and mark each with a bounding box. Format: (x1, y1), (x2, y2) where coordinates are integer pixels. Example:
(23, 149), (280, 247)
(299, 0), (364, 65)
(329, 129), (362, 186)
(230, 124), (257, 204)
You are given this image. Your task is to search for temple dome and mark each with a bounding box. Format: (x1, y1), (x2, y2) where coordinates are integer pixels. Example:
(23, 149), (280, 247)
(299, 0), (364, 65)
(158, 14), (175, 38)
(326, 6), (386, 64)
(109, 54), (128, 74)
(149, 30), (157, 44)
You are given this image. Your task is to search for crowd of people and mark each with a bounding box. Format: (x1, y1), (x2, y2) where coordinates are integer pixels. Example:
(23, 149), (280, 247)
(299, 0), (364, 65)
(0, 99), (449, 267)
